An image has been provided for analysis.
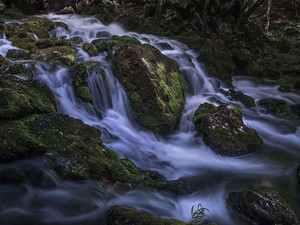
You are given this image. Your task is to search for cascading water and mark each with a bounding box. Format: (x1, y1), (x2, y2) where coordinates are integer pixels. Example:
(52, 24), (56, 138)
(0, 14), (300, 225)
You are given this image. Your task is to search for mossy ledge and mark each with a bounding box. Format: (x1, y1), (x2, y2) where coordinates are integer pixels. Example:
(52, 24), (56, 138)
(193, 103), (263, 156)
(106, 205), (192, 225)
(113, 43), (186, 135)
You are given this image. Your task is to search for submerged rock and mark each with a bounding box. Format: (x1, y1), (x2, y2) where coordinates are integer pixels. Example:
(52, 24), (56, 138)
(0, 75), (57, 120)
(106, 205), (191, 225)
(227, 189), (297, 225)
(193, 103), (262, 156)
(69, 64), (92, 103)
(258, 98), (300, 120)
(113, 43), (186, 135)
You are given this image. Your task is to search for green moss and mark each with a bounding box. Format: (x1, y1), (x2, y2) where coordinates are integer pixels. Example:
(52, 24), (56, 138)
(69, 64), (93, 103)
(113, 44), (186, 135)
(106, 206), (192, 225)
(82, 42), (99, 56)
(35, 38), (56, 49)
(193, 103), (263, 156)
(69, 36), (83, 44)
(32, 46), (77, 66)
(229, 89), (256, 107)
(0, 75), (57, 120)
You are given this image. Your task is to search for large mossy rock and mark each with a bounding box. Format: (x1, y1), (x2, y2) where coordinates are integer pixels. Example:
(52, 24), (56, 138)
(113, 44), (186, 135)
(193, 103), (263, 156)
(107, 205), (191, 225)
(32, 46), (77, 66)
(69, 64), (92, 103)
(227, 189), (297, 225)
(0, 113), (172, 190)
(0, 75), (57, 120)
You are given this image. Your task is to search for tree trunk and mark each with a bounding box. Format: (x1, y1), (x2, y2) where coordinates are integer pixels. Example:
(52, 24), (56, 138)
(235, 0), (266, 29)
(154, 0), (162, 25)
(265, 0), (272, 31)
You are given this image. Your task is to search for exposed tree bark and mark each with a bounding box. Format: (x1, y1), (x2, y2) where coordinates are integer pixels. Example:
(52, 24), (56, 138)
(265, 0), (272, 31)
(202, 0), (210, 27)
(154, 0), (162, 25)
(235, 0), (266, 28)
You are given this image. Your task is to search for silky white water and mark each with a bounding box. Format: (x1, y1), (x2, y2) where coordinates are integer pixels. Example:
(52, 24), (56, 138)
(0, 14), (299, 225)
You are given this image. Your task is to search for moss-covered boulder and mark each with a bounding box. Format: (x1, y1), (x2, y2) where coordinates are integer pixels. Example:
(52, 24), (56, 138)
(6, 49), (31, 61)
(228, 89), (255, 107)
(82, 42), (99, 56)
(0, 55), (26, 75)
(91, 35), (141, 55)
(32, 46), (77, 66)
(4, 17), (68, 52)
(107, 206), (191, 225)
(227, 189), (297, 225)
(0, 113), (171, 190)
(69, 36), (83, 44)
(197, 51), (234, 86)
(193, 103), (263, 156)
(0, 75), (57, 120)
(69, 64), (92, 103)
(113, 44), (186, 135)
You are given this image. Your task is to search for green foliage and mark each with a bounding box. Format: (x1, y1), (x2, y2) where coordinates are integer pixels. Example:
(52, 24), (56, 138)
(190, 204), (209, 225)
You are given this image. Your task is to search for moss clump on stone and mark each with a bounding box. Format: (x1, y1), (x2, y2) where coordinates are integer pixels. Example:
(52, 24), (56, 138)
(69, 36), (83, 44)
(193, 103), (263, 156)
(32, 46), (77, 66)
(6, 49), (31, 61)
(106, 205), (192, 225)
(0, 56), (26, 75)
(82, 42), (99, 56)
(90, 35), (142, 55)
(69, 64), (92, 103)
(229, 89), (256, 107)
(113, 43), (186, 135)
(0, 75), (57, 120)
(227, 189), (296, 225)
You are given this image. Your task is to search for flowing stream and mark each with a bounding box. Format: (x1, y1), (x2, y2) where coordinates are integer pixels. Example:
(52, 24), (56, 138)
(0, 14), (300, 225)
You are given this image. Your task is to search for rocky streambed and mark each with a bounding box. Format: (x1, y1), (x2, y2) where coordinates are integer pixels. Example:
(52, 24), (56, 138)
(0, 10), (299, 225)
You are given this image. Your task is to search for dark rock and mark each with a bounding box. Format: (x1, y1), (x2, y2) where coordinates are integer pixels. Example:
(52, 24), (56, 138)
(57, 6), (75, 14)
(197, 51), (234, 86)
(278, 85), (291, 93)
(113, 43), (186, 135)
(0, 75), (57, 120)
(193, 103), (263, 156)
(95, 31), (110, 39)
(69, 36), (83, 44)
(0, 168), (25, 184)
(229, 89), (255, 107)
(69, 64), (92, 103)
(107, 205), (191, 225)
(227, 189), (297, 225)
(6, 49), (31, 61)
(258, 98), (289, 114)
